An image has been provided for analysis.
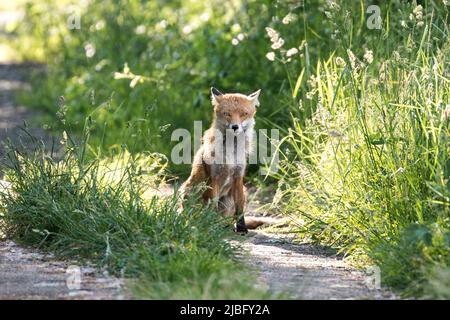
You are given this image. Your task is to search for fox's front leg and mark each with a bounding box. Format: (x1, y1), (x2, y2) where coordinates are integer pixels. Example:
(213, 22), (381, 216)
(232, 177), (248, 234)
(180, 163), (206, 210)
(204, 175), (220, 208)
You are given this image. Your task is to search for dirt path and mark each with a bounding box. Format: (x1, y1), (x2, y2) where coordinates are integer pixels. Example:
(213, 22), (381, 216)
(0, 240), (125, 299)
(238, 230), (395, 299)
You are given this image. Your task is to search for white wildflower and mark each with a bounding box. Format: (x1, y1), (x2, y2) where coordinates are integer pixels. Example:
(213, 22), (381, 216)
(265, 27), (280, 44)
(237, 33), (245, 41)
(347, 49), (361, 75)
(266, 52), (276, 61)
(347, 49), (357, 68)
(157, 20), (168, 30)
(271, 38), (284, 50)
(306, 91), (314, 100)
(307, 75), (317, 89)
(400, 20), (407, 28)
(286, 47), (298, 57)
(282, 13), (297, 24)
(231, 38), (239, 46)
(412, 5), (425, 27)
(200, 12), (210, 22)
(95, 20), (105, 30)
(266, 27), (284, 50)
(327, 0), (341, 11)
(84, 43), (96, 58)
(413, 5), (423, 20)
(265, 27), (279, 40)
(182, 25), (193, 34)
(135, 25), (146, 35)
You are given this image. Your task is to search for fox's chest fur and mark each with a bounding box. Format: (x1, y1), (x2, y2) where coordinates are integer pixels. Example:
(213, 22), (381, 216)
(201, 122), (255, 198)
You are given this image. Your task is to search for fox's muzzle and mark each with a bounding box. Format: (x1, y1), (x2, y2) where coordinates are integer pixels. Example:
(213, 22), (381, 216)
(228, 123), (243, 134)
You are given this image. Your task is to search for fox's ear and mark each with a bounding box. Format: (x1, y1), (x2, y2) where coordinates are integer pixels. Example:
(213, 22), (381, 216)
(211, 87), (224, 105)
(248, 89), (261, 107)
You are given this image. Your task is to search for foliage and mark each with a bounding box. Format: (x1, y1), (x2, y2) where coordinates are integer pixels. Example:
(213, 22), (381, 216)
(12, 0), (395, 175)
(269, 0), (450, 297)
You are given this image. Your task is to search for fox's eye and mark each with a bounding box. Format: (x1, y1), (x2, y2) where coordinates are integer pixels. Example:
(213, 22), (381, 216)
(223, 112), (231, 117)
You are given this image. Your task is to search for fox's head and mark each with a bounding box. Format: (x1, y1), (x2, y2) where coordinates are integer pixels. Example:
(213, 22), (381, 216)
(210, 87), (261, 135)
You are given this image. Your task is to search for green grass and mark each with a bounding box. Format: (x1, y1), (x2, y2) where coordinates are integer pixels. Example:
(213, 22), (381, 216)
(0, 131), (271, 299)
(268, 1), (449, 298)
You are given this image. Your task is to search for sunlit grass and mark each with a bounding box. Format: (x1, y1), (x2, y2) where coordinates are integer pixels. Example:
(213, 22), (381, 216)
(270, 2), (449, 297)
(0, 130), (271, 299)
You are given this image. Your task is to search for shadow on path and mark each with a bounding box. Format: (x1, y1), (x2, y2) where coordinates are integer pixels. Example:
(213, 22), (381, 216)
(234, 230), (396, 300)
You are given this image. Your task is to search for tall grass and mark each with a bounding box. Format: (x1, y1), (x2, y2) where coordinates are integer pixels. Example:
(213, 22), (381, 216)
(270, 1), (449, 297)
(0, 130), (270, 299)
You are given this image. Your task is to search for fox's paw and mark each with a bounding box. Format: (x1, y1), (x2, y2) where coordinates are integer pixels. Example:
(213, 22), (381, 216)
(234, 223), (248, 235)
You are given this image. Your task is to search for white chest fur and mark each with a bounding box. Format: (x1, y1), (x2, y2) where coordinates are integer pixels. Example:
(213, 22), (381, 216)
(202, 123), (254, 194)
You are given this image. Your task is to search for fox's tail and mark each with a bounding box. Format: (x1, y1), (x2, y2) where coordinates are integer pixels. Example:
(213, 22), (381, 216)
(244, 216), (286, 230)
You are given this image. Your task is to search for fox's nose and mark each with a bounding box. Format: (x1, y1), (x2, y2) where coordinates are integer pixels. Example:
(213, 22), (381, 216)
(231, 124), (239, 131)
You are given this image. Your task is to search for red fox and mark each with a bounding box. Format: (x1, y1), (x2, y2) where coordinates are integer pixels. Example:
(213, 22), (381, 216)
(181, 87), (264, 233)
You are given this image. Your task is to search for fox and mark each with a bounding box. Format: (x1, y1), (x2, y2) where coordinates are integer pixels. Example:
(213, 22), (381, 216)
(181, 87), (265, 233)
